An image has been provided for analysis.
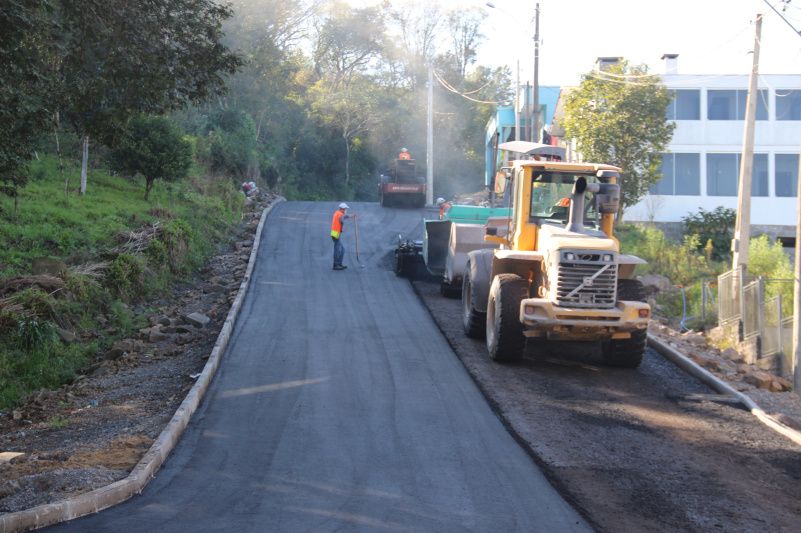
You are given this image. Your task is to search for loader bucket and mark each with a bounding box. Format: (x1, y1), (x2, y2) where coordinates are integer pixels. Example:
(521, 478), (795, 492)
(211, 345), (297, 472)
(444, 223), (499, 283)
(423, 220), (452, 276)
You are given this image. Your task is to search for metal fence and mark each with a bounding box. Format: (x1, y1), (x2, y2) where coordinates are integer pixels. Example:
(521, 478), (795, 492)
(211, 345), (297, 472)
(717, 267), (794, 373)
(717, 266), (752, 325)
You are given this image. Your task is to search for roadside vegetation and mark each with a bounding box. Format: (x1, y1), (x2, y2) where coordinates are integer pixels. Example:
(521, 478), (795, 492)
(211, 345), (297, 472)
(0, 153), (243, 408)
(1, 0), (519, 407)
(618, 206), (793, 329)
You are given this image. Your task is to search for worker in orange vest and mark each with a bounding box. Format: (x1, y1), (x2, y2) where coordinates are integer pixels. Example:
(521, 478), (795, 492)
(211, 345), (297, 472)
(398, 147), (411, 160)
(436, 197), (452, 220)
(330, 202), (355, 270)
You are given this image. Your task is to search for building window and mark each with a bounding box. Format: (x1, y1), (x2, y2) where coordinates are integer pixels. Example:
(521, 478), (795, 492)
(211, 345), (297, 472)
(707, 89), (768, 120)
(776, 154), (799, 196)
(651, 153), (700, 195)
(706, 153), (768, 197)
(666, 90), (700, 120)
(776, 90), (801, 120)
(753, 153), (768, 197)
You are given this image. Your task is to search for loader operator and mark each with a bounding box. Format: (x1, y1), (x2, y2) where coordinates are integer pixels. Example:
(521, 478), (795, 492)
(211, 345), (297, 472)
(330, 203), (355, 270)
(398, 147), (411, 160)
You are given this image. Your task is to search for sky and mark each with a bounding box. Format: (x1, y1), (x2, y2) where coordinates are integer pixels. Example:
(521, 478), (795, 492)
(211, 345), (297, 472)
(358, 0), (801, 86)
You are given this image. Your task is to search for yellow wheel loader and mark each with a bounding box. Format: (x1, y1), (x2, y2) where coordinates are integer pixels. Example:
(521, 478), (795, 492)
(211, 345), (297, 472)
(462, 145), (650, 368)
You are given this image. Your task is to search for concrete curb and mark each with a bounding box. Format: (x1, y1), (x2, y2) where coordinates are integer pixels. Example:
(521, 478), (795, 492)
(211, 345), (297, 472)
(0, 198), (285, 533)
(648, 333), (801, 448)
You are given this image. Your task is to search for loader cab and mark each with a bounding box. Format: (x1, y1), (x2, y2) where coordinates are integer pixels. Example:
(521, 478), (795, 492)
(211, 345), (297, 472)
(529, 172), (600, 228)
(502, 162), (621, 252)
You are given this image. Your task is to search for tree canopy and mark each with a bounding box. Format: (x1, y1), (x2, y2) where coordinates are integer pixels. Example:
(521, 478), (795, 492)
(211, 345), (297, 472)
(561, 61), (675, 218)
(110, 115), (192, 200)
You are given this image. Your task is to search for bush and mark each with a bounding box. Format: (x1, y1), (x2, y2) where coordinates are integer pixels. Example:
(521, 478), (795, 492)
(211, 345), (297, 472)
(681, 206), (736, 260)
(619, 225), (713, 286)
(204, 110), (258, 180)
(145, 238), (169, 270)
(106, 253), (144, 301)
(748, 235), (793, 279)
(162, 219), (192, 272)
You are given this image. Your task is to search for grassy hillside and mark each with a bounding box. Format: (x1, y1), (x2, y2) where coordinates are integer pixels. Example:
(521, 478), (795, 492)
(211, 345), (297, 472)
(0, 155), (245, 408)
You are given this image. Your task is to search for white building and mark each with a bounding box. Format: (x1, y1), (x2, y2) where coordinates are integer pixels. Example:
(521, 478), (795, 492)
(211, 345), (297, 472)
(624, 55), (801, 239)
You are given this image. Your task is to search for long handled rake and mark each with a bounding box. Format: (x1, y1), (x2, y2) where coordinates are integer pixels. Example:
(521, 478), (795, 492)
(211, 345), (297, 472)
(354, 215), (366, 268)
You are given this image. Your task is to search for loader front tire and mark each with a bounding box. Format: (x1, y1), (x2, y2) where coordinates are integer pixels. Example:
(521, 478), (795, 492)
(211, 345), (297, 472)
(601, 279), (647, 368)
(486, 274), (527, 363)
(462, 265), (486, 338)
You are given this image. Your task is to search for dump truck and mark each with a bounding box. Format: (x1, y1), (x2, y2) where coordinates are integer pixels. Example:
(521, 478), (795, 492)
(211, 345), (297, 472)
(461, 152), (650, 367)
(379, 158), (426, 207)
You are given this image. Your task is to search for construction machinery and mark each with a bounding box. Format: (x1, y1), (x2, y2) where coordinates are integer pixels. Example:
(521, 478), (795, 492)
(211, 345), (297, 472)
(461, 143), (651, 368)
(393, 203), (511, 290)
(393, 144), (564, 296)
(379, 158), (426, 208)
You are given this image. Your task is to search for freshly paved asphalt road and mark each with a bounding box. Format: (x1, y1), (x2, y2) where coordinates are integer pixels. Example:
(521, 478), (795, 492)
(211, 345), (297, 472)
(54, 202), (588, 532)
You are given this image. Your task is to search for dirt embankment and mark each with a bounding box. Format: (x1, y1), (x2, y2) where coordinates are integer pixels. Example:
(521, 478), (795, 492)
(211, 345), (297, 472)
(0, 194), (279, 514)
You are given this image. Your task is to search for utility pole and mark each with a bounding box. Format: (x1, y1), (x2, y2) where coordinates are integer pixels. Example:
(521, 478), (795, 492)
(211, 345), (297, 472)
(758, 1), (801, 390)
(532, 2), (540, 143)
(426, 65), (434, 206)
(515, 60), (520, 141)
(731, 13), (762, 270)
(794, 145), (801, 390)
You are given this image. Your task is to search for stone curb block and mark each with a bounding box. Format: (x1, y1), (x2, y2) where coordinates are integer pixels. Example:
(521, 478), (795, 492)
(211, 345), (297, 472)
(648, 333), (801, 449)
(0, 198), (285, 533)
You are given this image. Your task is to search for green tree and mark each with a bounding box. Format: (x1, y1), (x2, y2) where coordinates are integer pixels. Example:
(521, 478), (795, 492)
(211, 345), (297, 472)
(309, 75), (378, 186)
(561, 61), (675, 219)
(110, 116), (192, 200)
(0, 1), (57, 213)
(205, 109), (258, 180)
(56, 0), (241, 195)
(313, 1), (386, 87)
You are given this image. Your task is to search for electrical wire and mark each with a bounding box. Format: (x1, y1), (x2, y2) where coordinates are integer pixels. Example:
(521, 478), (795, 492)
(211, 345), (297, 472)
(432, 70), (510, 105)
(763, 0), (801, 36)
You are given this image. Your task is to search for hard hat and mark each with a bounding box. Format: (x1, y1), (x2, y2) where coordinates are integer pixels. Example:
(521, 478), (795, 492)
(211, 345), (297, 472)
(401, 147), (408, 152)
(339, 202), (349, 209)
(436, 197), (446, 205)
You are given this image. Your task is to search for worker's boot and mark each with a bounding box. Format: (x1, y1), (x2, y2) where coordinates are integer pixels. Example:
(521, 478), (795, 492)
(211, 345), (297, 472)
(333, 264), (347, 270)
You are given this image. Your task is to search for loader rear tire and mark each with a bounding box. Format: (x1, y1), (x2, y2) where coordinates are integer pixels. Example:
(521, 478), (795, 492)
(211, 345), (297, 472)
(601, 279), (647, 368)
(486, 274), (527, 363)
(462, 265), (486, 338)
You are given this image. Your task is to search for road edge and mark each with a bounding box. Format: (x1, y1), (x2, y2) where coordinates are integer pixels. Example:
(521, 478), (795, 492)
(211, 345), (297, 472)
(407, 281), (601, 533)
(0, 198), (285, 533)
(647, 333), (801, 448)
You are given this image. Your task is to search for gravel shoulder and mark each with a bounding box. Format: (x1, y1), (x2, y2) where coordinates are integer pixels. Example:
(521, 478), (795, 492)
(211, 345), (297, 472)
(0, 194), (278, 514)
(413, 279), (801, 533)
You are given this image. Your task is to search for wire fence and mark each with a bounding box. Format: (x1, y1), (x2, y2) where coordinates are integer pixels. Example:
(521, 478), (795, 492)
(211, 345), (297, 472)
(713, 267), (794, 374)
(654, 279), (718, 331)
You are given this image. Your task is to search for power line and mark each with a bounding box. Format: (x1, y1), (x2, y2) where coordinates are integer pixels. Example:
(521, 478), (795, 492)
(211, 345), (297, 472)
(432, 70), (510, 105)
(763, 0), (801, 36)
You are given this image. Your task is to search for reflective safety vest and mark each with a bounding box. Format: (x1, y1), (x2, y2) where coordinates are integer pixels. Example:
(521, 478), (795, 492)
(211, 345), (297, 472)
(438, 201), (452, 220)
(331, 209), (345, 239)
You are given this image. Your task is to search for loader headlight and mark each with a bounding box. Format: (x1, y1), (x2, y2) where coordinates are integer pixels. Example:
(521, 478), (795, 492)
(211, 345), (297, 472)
(603, 254), (613, 262)
(564, 252), (575, 261)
